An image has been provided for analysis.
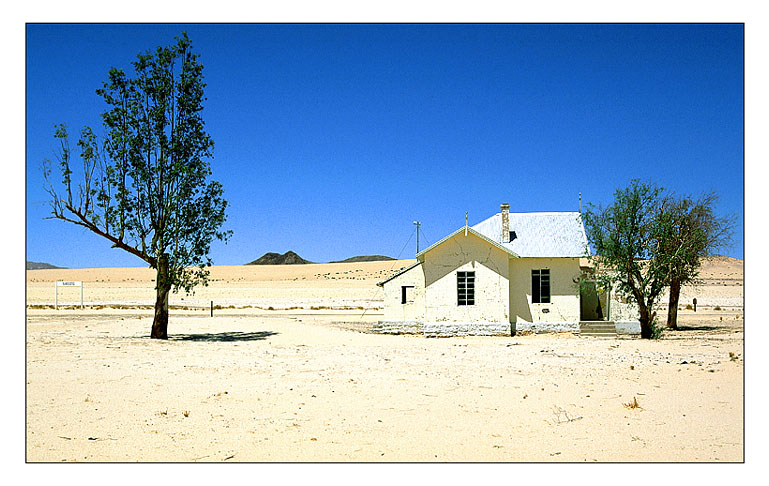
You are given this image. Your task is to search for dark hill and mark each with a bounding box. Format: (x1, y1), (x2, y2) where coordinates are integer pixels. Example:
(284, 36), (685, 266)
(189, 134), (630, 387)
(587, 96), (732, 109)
(26, 261), (65, 270)
(330, 255), (395, 263)
(246, 251), (312, 265)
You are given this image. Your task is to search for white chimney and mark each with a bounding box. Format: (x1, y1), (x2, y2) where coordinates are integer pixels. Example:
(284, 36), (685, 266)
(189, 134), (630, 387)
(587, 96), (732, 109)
(501, 203), (510, 243)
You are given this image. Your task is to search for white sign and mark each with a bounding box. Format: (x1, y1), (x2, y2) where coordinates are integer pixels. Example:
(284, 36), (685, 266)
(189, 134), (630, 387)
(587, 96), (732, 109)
(55, 281), (84, 309)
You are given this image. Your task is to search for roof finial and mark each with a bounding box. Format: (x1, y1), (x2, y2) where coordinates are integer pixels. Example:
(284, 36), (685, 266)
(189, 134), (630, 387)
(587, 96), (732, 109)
(579, 192), (582, 213)
(465, 211), (468, 235)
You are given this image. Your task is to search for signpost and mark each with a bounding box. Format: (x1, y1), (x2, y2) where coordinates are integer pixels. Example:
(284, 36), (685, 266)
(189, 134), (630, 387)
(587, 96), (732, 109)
(55, 281), (83, 309)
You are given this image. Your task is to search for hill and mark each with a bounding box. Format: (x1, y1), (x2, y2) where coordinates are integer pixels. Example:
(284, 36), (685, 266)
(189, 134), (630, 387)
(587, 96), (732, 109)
(330, 255), (395, 263)
(246, 251), (312, 265)
(26, 261), (65, 270)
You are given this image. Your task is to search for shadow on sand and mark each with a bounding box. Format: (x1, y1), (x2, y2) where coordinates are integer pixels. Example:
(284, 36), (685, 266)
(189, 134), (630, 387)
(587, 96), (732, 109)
(675, 325), (721, 331)
(169, 331), (278, 342)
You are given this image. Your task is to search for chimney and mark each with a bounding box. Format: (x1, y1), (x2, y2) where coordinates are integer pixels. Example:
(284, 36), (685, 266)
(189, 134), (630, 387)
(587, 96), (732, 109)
(501, 203), (510, 243)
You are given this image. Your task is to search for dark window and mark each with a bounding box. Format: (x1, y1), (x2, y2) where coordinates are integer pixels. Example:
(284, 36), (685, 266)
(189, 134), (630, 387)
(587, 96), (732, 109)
(509, 231), (517, 242)
(401, 286), (414, 304)
(457, 271), (475, 306)
(532, 269), (551, 303)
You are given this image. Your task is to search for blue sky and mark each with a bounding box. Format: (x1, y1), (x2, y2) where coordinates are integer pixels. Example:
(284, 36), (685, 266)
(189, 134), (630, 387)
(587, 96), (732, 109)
(26, 24), (744, 267)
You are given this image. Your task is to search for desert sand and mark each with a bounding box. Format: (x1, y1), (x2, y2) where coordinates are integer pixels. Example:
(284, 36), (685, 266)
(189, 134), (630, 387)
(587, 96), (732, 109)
(26, 257), (743, 462)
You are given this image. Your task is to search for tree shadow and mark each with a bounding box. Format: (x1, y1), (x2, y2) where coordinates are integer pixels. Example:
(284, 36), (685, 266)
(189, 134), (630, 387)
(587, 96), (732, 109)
(169, 331), (278, 342)
(674, 324), (735, 332)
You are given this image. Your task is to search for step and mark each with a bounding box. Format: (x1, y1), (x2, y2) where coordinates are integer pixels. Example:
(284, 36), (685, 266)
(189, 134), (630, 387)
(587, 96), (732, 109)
(579, 321), (616, 329)
(580, 332), (617, 338)
(579, 321), (617, 337)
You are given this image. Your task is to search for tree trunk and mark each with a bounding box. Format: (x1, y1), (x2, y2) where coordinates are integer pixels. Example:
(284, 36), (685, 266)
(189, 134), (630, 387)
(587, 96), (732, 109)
(639, 305), (654, 339)
(151, 254), (170, 339)
(667, 278), (681, 330)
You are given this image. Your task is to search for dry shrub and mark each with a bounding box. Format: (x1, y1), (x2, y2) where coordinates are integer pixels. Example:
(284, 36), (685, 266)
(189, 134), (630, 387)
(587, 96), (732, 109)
(623, 396), (641, 409)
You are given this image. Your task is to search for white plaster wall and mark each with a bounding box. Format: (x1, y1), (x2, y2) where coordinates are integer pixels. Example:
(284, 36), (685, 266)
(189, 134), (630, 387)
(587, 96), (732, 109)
(374, 320), (424, 334)
(607, 288), (641, 322)
(381, 264), (426, 321)
(422, 232), (510, 323)
(509, 258), (582, 324)
(424, 322), (511, 337)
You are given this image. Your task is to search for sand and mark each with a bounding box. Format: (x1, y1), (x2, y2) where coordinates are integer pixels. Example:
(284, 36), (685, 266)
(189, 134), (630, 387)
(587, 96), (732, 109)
(25, 258), (743, 462)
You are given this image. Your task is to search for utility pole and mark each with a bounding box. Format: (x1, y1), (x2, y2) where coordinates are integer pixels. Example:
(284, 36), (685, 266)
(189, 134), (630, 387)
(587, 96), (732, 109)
(413, 221), (421, 255)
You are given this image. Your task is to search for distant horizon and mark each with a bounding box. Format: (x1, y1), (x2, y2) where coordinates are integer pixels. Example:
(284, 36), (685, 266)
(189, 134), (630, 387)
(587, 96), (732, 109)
(26, 252), (743, 270)
(26, 24), (744, 267)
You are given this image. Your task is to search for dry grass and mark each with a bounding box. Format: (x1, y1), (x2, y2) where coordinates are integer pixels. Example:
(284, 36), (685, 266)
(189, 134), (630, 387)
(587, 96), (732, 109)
(624, 397), (641, 409)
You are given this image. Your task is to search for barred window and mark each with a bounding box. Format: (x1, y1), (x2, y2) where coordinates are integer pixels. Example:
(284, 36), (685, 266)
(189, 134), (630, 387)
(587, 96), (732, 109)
(532, 269), (551, 304)
(457, 271), (475, 306)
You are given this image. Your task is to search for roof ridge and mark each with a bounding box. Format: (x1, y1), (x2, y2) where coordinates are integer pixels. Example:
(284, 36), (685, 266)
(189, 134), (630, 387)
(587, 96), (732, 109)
(487, 211), (582, 216)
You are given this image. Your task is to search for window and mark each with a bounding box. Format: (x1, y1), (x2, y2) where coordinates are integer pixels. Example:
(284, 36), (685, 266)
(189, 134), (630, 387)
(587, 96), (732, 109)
(457, 271), (475, 306)
(401, 286), (414, 304)
(532, 269), (550, 303)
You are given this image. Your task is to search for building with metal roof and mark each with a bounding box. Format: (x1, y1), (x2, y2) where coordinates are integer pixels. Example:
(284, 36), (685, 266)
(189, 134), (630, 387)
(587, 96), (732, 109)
(375, 204), (640, 337)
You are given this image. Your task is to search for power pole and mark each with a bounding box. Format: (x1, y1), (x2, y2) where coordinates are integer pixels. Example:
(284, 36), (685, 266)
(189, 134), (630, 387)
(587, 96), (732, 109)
(413, 221), (421, 255)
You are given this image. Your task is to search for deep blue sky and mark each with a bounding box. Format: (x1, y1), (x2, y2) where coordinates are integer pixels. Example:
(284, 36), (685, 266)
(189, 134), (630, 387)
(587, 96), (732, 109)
(26, 24), (744, 267)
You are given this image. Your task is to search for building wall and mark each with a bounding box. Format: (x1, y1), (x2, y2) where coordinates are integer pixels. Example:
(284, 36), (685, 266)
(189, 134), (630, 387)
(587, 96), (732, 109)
(607, 287), (641, 323)
(381, 264), (426, 322)
(422, 231), (510, 324)
(509, 257), (582, 325)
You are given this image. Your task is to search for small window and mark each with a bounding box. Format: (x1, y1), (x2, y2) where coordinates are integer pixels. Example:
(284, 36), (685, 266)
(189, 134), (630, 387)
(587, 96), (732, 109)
(509, 231), (517, 242)
(401, 286), (414, 304)
(457, 271), (475, 306)
(532, 269), (550, 304)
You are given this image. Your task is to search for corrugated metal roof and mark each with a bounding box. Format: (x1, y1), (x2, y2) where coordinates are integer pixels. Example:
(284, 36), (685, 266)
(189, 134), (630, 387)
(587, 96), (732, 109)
(471, 212), (590, 258)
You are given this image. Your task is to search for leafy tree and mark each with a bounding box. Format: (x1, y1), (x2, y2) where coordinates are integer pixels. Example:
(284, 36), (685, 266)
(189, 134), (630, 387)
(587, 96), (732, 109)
(657, 192), (735, 329)
(582, 180), (670, 339)
(42, 33), (230, 339)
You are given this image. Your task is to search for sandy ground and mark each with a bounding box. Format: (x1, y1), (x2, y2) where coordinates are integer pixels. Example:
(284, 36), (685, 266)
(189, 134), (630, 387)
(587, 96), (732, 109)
(25, 258), (743, 462)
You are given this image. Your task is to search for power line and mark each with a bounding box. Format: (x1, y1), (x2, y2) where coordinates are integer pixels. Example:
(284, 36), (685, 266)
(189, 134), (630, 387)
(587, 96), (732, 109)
(419, 228), (433, 248)
(395, 228), (415, 260)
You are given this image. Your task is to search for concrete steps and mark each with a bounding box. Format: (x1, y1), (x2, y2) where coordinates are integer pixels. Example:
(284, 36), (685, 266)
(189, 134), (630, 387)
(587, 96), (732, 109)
(579, 321), (617, 337)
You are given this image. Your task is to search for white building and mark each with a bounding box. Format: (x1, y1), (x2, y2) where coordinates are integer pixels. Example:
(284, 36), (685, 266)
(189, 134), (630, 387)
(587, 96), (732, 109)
(376, 204), (640, 337)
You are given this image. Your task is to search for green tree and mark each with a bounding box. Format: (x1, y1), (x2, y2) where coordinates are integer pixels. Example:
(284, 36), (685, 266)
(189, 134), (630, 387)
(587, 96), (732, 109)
(42, 33), (230, 339)
(582, 180), (670, 339)
(658, 192), (735, 330)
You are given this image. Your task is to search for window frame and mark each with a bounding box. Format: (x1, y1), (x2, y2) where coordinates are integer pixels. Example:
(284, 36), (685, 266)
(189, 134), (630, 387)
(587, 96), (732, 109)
(457, 271), (475, 306)
(401, 285), (415, 304)
(531, 269), (551, 304)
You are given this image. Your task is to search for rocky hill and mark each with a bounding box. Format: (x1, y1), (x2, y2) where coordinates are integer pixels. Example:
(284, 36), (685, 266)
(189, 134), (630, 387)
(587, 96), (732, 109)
(246, 251), (312, 265)
(330, 255), (395, 263)
(26, 261), (65, 270)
